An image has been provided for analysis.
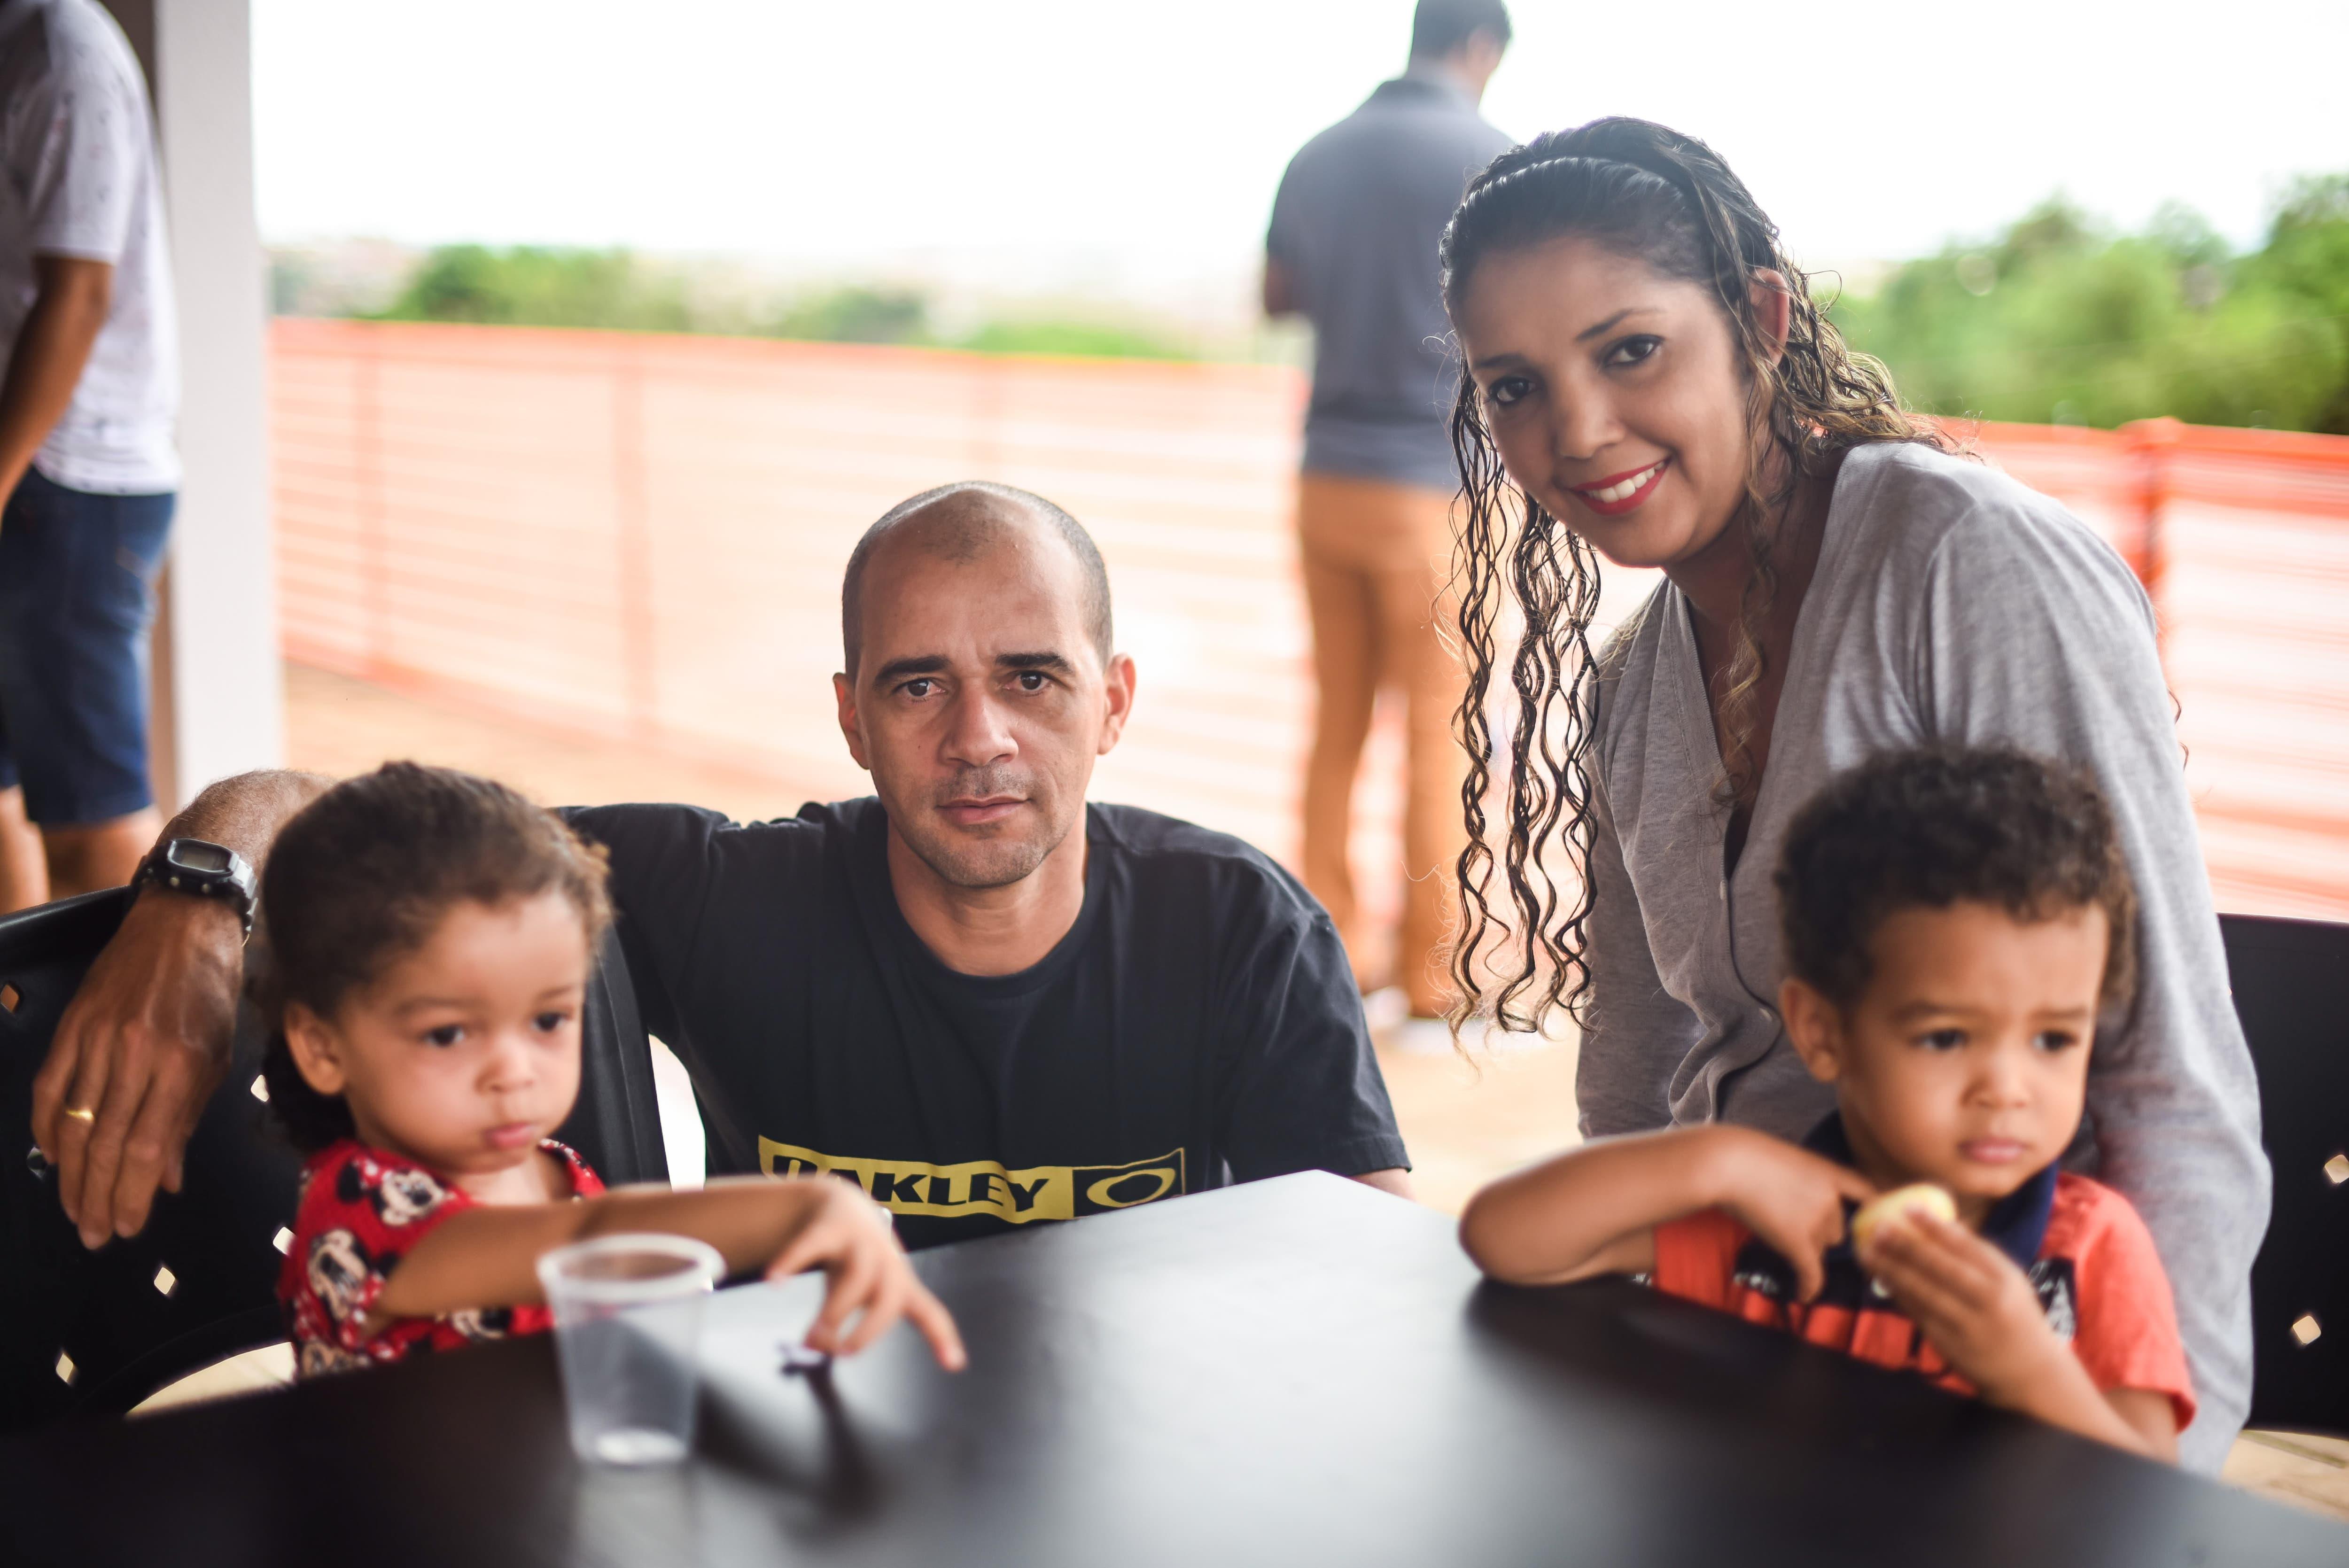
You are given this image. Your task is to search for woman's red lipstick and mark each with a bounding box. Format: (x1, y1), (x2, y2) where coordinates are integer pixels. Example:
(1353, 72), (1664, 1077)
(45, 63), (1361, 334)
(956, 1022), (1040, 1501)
(1568, 458), (1669, 517)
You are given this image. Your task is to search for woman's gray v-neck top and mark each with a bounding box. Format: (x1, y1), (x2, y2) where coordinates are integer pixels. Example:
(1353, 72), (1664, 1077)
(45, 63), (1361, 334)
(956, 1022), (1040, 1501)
(1579, 439), (2265, 1469)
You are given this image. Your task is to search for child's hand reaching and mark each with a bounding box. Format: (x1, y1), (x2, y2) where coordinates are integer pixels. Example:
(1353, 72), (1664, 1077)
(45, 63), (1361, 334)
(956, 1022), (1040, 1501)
(764, 1181), (967, 1372)
(1458, 1122), (1875, 1293)
(377, 1173), (970, 1373)
(1704, 1126), (1880, 1302)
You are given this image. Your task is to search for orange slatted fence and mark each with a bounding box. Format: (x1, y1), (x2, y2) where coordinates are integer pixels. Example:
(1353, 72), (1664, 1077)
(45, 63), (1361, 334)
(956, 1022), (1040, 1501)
(269, 318), (2349, 925)
(1963, 419), (2349, 919)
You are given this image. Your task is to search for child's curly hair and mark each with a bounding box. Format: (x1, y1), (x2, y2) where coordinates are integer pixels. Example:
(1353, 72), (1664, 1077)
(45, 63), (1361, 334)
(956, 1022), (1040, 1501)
(254, 762), (613, 1152)
(1775, 745), (2138, 1012)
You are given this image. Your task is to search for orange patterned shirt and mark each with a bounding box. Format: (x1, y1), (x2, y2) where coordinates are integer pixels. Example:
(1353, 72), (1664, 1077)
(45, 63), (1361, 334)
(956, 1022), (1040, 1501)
(1652, 1129), (2194, 1432)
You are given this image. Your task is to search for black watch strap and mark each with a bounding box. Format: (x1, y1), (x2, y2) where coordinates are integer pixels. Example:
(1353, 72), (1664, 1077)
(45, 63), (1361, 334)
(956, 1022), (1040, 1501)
(132, 838), (259, 939)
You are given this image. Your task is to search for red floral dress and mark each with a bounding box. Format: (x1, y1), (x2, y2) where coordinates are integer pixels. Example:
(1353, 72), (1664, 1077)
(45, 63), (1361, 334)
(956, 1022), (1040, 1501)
(278, 1137), (604, 1379)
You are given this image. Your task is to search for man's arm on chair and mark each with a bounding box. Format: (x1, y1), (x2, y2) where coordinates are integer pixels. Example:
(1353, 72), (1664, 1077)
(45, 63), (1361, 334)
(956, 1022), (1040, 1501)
(31, 770), (332, 1248)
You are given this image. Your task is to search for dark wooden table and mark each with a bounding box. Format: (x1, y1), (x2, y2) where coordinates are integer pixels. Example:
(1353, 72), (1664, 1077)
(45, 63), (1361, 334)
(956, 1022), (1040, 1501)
(2, 1173), (2341, 1567)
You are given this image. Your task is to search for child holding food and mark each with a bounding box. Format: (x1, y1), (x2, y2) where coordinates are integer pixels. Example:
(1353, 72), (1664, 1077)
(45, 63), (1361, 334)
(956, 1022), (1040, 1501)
(1459, 746), (2192, 1459)
(260, 762), (965, 1380)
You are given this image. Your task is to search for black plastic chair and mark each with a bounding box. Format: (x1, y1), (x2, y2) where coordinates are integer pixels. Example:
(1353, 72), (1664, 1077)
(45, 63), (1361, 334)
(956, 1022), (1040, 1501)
(564, 915), (671, 1193)
(2220, 912), (2349, 1439)
(1, 889), (666, 1430)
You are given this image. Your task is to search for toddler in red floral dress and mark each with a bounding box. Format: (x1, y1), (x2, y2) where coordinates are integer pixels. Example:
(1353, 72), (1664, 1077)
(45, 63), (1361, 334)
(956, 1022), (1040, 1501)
(260, 762), (964, 1380)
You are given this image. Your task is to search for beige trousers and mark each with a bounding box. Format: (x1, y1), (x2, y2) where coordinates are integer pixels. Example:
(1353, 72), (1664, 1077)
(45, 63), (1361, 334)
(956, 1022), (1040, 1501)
(1296, 472), (1466, 1018)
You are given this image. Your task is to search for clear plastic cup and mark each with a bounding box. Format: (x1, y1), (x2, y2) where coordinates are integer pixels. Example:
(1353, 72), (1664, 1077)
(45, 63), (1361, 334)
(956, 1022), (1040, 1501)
(537, 1234), (725, 1466)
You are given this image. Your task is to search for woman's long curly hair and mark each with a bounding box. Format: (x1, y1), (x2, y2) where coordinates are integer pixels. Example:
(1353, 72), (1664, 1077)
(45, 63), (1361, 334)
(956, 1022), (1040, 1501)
(1439, 117), (1947, 1036)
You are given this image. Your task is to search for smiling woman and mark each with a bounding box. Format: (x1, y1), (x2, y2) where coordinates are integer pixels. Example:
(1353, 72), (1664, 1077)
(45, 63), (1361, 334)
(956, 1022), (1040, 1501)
(1433, 116), (2268, 1472)
(1439, 122), (1945, 998)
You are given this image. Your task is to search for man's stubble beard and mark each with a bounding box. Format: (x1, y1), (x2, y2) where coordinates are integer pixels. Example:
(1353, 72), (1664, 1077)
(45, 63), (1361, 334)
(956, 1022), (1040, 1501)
(904, 821), (1058, 890)
(892, 768), (1078, 891)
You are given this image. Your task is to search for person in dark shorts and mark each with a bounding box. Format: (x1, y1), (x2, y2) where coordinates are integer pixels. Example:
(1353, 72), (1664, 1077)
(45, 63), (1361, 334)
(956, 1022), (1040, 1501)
(0, 0), (180, 909)
(34, 481), (1412, 1253)
(1263, 0), (1513, 1038)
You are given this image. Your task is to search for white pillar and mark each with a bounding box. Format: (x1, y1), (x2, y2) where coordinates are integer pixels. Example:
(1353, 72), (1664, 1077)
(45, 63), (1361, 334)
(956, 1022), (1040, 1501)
(103, 0), (283, 808)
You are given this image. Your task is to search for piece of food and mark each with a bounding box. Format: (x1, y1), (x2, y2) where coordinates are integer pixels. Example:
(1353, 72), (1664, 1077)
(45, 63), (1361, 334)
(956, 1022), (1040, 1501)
(1849, 1182), (1957, 1253)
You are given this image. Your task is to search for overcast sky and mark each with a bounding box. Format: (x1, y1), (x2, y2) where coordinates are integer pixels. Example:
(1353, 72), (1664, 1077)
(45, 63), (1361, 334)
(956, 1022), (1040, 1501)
(253, 0), (2349, 290)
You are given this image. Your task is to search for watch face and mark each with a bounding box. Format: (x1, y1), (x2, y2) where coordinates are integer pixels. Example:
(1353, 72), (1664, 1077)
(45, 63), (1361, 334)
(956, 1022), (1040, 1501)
(169, 841), (233, 874)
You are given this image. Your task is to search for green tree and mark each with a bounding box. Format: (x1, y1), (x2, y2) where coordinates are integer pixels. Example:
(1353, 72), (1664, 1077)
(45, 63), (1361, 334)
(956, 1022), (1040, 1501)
(2238, 176), (2349, 431)
(378, 246), (693, 333)
(956, 318), (1192, 361)
(1830, 186), (2349, 433)
(349, 244), (1225, 364)
(766, 287), (930, 345)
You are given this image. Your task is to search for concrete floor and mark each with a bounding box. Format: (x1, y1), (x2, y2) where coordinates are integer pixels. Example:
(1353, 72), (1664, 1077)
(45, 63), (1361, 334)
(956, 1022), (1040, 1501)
(260, 661), (2349, 1522)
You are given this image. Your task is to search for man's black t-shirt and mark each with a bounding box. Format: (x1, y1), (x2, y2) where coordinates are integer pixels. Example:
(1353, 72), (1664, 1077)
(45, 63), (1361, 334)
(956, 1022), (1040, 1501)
(561, 797), (1408, 1250)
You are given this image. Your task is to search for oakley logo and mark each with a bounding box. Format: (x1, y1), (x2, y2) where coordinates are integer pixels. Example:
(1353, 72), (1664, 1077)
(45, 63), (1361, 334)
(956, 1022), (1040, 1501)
(757, 1139), (1187, 1225)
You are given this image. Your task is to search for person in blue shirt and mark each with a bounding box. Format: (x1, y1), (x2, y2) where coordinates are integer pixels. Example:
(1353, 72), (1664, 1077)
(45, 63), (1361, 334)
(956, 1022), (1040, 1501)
(1264, 0), (1514, 1041)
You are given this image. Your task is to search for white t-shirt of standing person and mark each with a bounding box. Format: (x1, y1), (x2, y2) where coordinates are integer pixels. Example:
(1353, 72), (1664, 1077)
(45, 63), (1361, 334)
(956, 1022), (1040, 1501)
(0, 0), (178, 496)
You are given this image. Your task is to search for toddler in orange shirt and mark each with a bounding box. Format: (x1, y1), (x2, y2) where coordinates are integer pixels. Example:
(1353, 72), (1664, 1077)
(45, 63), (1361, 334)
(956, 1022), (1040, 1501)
(1460, 745), (2192, 1459)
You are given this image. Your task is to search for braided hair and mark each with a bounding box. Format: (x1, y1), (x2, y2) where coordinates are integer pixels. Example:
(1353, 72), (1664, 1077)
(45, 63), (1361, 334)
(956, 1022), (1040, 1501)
(1437, 117), (1946, 1035)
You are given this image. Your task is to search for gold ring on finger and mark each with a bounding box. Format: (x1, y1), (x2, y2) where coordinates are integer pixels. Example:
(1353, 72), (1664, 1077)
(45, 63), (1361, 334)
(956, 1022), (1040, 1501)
(62, 1105), (97, 1124)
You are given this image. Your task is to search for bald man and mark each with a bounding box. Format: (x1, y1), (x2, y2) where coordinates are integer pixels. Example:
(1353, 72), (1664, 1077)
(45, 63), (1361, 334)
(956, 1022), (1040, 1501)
(33, 482), (1411, 1255)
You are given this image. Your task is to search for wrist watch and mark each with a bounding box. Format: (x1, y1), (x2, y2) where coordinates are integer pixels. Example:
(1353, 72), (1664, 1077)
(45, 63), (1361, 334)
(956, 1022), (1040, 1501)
(132, 838), (259, 940)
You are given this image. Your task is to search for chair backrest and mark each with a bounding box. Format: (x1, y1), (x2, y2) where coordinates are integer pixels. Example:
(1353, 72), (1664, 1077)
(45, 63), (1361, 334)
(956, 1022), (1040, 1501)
(2220, 912), (2349, 1438)
(0, 893), (666, 1430)
(563, 922), (669, 1186)
(0, 888), (294, 1427)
